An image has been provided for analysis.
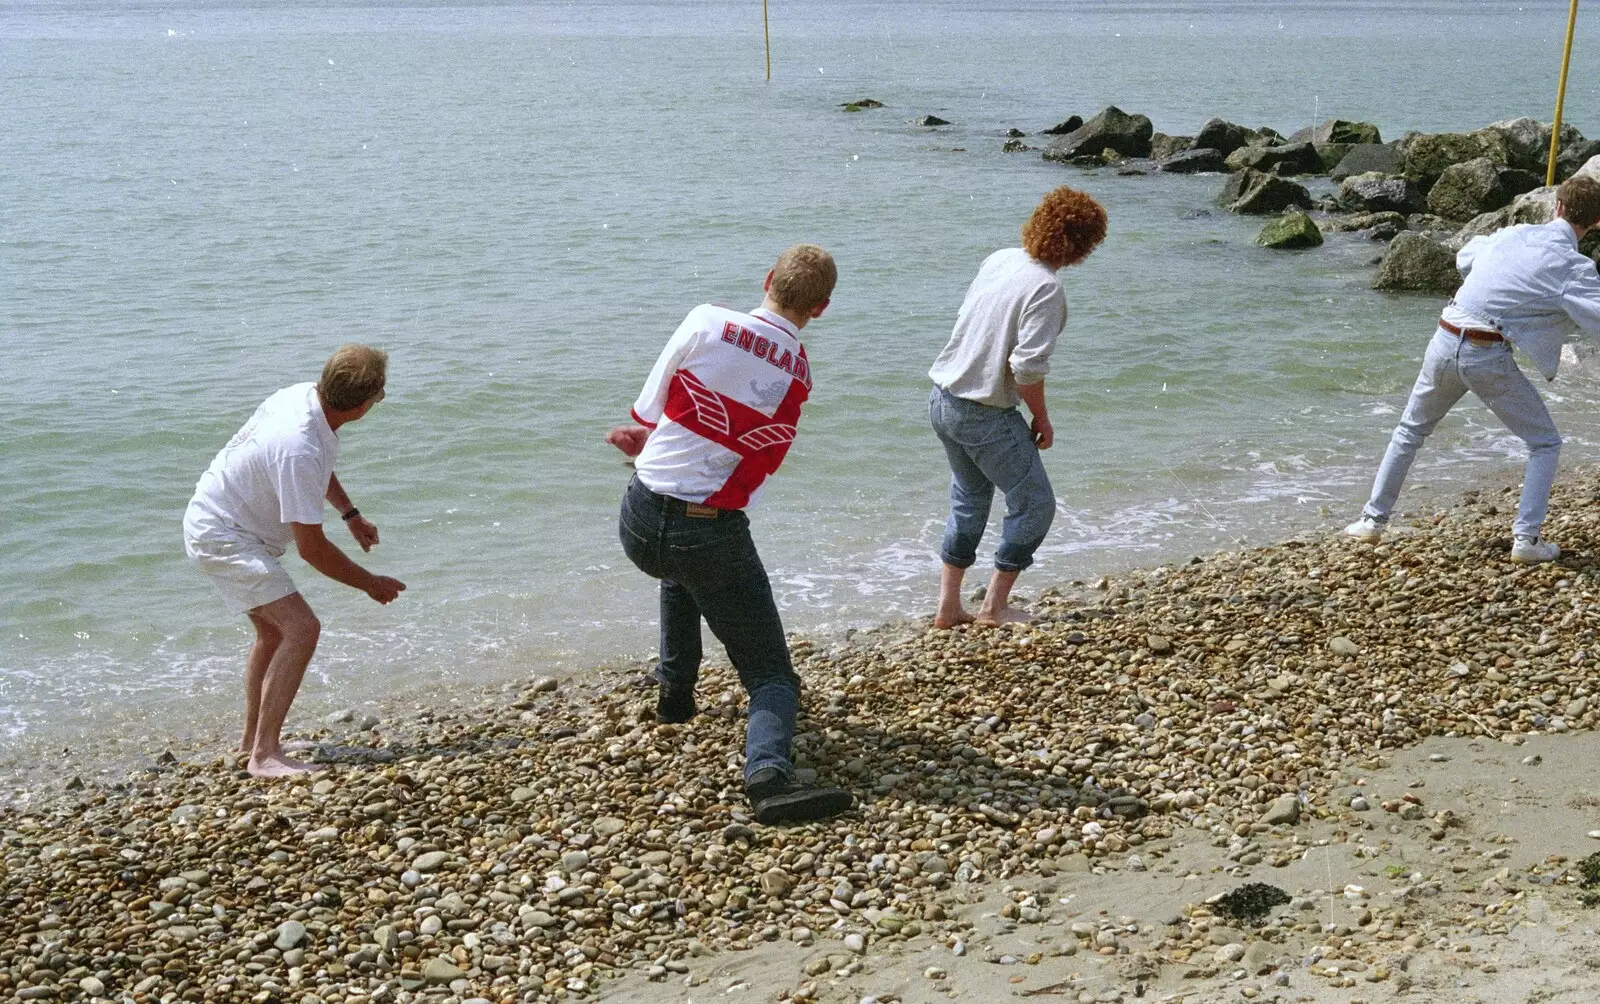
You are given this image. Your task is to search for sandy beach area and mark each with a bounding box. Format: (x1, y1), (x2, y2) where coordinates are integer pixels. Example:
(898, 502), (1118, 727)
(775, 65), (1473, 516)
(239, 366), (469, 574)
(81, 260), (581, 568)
(5, 475), (1600, 1004)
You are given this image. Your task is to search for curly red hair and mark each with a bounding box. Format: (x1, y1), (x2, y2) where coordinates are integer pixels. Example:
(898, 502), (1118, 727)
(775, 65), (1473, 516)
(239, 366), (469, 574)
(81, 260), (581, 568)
(1021, 186), (1107, 269)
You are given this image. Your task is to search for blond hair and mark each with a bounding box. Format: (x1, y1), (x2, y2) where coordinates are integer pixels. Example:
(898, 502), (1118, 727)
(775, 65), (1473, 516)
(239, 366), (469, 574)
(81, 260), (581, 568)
(768, 244), (837, 313)
(1558, 176), (1600, 228)
(319, 344), (388, 411)
(1021, 186), (1108, 269)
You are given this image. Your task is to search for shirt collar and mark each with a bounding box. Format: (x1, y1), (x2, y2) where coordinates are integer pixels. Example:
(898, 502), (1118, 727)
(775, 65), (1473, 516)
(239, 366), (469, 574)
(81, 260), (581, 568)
(308, 384), (339, 440)
(750, 307), (800, 338)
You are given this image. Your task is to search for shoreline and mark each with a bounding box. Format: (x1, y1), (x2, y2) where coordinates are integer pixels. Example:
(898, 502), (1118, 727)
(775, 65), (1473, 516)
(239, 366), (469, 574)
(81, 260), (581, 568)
(0, 452), (1538, 804)
(6, 473), (1600, 1003)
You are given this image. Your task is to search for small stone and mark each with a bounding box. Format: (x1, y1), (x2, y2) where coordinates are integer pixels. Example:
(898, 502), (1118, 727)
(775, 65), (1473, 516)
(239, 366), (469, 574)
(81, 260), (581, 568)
(561, 850), (590, 874)
(1261, 794), (1300, 825)
(375, 924), (399, 952)
(400, 869), (423, 887)
(533, 677), (560, 693)
(923, 966), (947, 979)
(169, 804), (202, 824)
(1215, 943), (1247, 964)
(418, 915), (443, 936)
(326, 708), (355, 725)
(593, 816), (627, 838)
(275, 920), (308, 950)
(412, 851), (449, 872)
(304, 826), (340, 844)
(281, 947), (305, 967)
(1350, 796), (1371, 811)
(844, 933), (866, 954)
(761, 868), (795, 897)
(79, 977), (106, 996)
(422, 958), (464, 985)
(510, 786), (535, 802)
(1329, 636), (1360, 656)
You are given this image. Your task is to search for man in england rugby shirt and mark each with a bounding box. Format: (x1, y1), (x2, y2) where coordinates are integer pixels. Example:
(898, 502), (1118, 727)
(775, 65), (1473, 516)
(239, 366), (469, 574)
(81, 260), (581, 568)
(605, 244), (853, 825)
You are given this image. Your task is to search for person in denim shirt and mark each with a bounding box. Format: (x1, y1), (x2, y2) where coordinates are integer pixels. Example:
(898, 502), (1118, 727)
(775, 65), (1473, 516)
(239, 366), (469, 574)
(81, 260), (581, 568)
(605, 245), (853, 825)
(1347, 175), (1600, 563)
(928, 186), (1107, 626)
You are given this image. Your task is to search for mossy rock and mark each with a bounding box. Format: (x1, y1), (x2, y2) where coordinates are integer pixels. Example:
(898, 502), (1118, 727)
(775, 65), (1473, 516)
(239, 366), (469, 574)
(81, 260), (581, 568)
(1374, 232), (1462, 294)
(1257, 211), (1324, 249)
(1404, 132), (1511, 185)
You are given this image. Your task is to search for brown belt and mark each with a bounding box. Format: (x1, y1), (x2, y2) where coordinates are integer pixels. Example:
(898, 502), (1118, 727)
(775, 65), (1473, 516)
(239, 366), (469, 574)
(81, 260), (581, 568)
(1439, 318), (1503, 342)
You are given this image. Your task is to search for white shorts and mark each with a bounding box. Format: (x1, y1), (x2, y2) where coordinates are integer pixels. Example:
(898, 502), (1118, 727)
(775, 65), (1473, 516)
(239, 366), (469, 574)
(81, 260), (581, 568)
(184, 532), (298, 614)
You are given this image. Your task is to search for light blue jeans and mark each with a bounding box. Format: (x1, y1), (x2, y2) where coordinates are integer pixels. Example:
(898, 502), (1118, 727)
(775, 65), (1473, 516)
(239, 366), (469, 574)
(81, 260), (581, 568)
(929, 385), (1055, 572)
(1363, 328), (1561, 539)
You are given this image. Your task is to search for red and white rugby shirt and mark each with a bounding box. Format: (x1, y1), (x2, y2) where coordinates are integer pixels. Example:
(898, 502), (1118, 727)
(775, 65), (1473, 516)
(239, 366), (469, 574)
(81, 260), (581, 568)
(630, 304), (812, 510)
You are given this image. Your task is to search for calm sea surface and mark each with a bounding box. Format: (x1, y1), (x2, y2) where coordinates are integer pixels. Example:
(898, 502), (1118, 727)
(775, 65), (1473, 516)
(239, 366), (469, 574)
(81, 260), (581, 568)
(5, 0), (1600, 758)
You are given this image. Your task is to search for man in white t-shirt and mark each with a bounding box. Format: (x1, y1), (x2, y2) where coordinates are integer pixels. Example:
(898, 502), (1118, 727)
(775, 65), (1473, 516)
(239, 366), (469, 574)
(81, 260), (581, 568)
(183, 344), (405, 778)
(605, 244), (853, 825)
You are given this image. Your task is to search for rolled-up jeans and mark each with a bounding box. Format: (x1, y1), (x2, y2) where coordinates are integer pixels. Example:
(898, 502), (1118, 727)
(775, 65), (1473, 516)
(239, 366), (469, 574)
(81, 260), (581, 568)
(929, 385), (1056, 572)
(1363, 327), (1561, 539)
(618, 477), (799, 780)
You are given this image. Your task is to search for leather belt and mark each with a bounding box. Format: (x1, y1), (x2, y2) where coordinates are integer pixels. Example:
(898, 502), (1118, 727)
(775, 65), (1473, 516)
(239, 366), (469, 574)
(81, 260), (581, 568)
(1439, 318), (1503, 342)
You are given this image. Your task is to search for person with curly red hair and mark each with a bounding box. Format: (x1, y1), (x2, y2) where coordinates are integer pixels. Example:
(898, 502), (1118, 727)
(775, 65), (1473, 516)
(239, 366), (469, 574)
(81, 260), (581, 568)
(926, 185), (1107, 627)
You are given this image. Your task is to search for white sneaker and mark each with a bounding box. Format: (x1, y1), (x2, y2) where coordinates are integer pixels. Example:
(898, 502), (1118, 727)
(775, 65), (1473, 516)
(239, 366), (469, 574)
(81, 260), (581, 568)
(1343, 516), (1385, 542)
(1511, 536), (1559, 564)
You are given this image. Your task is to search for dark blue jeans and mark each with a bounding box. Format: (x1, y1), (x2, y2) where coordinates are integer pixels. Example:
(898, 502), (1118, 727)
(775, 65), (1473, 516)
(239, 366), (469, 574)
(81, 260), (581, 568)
(618, 477), (799, 780)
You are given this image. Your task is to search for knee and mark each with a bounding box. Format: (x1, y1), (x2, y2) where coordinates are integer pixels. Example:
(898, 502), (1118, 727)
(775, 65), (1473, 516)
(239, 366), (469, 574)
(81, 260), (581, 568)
(251, 618), (283, 647)
(283, 612), (321, 647)
(1529, 433), (1562, 454)
(1392, 423), (1431, 447)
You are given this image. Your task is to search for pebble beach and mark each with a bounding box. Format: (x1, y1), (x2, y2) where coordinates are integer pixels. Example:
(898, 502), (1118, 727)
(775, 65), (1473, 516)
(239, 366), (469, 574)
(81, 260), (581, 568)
(7, 475), (1600, 1004)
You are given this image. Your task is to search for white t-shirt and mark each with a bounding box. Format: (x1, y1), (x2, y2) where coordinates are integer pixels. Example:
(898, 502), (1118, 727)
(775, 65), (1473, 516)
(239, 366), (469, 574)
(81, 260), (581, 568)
(186, 382), (340, 554)
(630, 304), (812, 509)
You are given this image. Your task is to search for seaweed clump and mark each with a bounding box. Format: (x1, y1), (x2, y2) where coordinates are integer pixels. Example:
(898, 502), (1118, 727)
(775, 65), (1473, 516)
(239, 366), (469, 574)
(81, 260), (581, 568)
(1576, 852), (1600, 908)
(1213, 883), (1292, 926)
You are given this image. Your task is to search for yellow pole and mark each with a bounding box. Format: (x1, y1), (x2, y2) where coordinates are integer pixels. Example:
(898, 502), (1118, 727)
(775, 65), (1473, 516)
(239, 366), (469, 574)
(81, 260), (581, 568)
(763, 0), (772, 81)
(1547, 0), (1580, 185)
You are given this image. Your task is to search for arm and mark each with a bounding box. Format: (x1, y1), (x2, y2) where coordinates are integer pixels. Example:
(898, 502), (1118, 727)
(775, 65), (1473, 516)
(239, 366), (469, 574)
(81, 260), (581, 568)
(325, 472), (379, 552)
(292, 522), (405, 603)
(1015, 379), (1052, 450)
(1562, 265), (1600, 337)
(1456, 234), (1489, 278)
(1009, 284), (1066, 450)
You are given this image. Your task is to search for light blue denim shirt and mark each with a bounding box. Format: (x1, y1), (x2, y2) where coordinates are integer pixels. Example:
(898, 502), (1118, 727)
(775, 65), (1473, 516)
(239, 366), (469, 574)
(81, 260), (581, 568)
(1449, 219), (1600, 380)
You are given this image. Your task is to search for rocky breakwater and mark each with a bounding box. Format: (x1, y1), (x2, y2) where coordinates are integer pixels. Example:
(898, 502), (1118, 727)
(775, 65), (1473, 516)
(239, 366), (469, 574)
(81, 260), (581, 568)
(1033, 107), (1600, 288)
(10, 479), (1600, 1002)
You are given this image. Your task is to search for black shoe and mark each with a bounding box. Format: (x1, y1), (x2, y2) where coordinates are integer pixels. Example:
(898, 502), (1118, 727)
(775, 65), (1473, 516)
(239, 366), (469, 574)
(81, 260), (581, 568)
(745, 767), (853, 825)
(656, 686), (696, 724)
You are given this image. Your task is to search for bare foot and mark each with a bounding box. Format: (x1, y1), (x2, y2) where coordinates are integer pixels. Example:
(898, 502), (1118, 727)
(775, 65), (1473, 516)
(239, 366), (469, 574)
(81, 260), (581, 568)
(975, 604), (1033, 627)
(932, 607), (975, 629)
(247, 753), (323, 779)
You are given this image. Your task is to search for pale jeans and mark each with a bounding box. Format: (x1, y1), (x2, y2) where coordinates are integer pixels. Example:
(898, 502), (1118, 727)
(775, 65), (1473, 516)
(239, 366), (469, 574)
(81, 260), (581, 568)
(1363, 328), (1561, 539)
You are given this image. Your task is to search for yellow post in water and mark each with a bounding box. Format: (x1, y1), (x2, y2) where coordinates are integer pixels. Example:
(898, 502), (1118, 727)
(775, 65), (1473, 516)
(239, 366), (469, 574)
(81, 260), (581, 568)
(1547, 0), (1581, 185)
(763, 0), (772, 81)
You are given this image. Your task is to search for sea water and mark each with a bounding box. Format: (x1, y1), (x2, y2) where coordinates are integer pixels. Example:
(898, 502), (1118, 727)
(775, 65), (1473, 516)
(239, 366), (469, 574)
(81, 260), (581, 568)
(4, 0), (1599, 755)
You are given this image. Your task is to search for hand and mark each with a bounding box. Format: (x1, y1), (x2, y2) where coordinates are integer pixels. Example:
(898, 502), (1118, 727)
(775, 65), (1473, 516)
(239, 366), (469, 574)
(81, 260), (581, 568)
(606, 424), (650, 457)
(1031, 415), (1054, 450)
(347, 515), (380, 552)
(365, 576), (406, 604)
